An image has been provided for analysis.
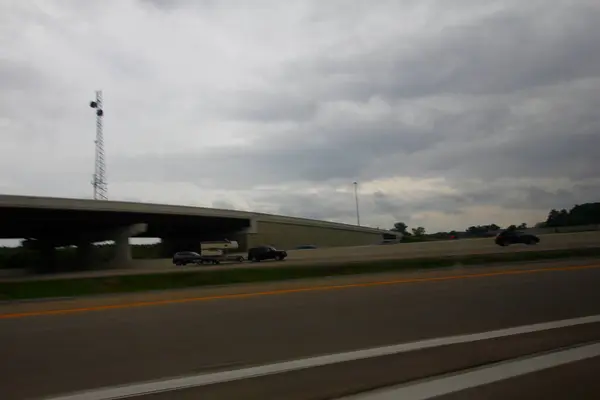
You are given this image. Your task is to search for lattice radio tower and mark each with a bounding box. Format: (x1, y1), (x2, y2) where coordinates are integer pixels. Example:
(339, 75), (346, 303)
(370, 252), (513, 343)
(89, 90), (108, 200)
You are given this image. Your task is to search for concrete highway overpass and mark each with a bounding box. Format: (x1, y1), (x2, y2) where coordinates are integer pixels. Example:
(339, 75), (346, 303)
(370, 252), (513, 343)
(0, 194), (398, 270)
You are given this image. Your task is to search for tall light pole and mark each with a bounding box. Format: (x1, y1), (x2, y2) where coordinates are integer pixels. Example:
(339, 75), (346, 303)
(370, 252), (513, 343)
(353, 181), (361, 226)
(89, 90), (108, 200)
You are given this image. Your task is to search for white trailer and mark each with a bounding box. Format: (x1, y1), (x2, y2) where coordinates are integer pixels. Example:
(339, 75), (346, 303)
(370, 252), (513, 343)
(197, 239), (244, 264)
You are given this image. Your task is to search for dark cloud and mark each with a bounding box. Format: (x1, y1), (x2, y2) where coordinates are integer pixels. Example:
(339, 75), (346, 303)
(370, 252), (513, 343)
(224, 91), (318, 122)
(110, 0), (600, 190)
(111, 116), (440, 188)
(114, 83), (600, 188)
(279, 1), (600, 102)
(372, 190), (468, 220)
(0, 59), (48, 91)
(411, 130), (600, 182)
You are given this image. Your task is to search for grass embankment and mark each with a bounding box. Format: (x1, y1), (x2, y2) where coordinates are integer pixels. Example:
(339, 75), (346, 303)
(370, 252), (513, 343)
(1, 247), (600, 301)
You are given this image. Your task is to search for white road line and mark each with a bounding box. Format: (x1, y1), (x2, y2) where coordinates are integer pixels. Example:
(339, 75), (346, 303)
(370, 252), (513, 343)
(340, 342), (600, 400)
(44, 314), (600, 400)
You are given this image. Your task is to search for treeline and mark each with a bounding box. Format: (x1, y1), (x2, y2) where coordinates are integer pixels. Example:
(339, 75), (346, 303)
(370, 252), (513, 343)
(390, 222), (455, 242)
(542, 203), (600, 227)
(390, 221), (503, 240)
(465, 223), (527, 236)
(391, 202), (600, 240)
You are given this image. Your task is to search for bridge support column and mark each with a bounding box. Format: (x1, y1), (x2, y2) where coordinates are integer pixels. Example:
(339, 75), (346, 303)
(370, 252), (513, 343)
(110, 223), (148, 267)
(113, 229), (131, 264)
(229, 219), (257, 252)
(225, 231), (250, 252)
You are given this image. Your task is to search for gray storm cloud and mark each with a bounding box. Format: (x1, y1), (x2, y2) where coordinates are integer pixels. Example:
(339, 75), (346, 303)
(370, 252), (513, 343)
(1, 0), (599, 231)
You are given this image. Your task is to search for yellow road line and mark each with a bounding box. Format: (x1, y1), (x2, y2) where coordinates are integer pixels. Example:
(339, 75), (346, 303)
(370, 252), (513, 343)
(1, 264), (599, 320)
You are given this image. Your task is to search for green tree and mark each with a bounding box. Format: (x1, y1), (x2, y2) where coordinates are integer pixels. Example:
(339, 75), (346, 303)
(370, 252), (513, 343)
(547, 208), (570, 227)
(412, 226), (426, 236)
(544, 202), (600, 227)
(568, 203), (600, 225)
(466, 224), (501, 236)
(546, 209), (560, 226)
(392, 222), (408, 233)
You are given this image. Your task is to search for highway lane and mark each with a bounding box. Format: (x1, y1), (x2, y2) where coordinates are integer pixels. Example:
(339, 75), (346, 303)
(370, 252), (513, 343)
(435, 355), (600, 400)
(340, 342), (600, 400)
(2, 260), (600, 399)
(125, 323), (600, 400)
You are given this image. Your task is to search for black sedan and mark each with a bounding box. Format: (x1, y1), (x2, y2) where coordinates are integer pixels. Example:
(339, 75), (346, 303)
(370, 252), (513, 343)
(247, 246), (287, 262)
(494, 230), (540, 246)
(172, 251), (203, 266)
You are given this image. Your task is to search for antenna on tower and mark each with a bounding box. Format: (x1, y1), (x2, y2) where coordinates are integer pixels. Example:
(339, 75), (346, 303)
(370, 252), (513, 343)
(89, 90), (108, 200)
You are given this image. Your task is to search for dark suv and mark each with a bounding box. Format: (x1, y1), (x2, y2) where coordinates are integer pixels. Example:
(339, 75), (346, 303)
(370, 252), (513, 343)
(495, 230), (540, 247)
(247, 246), (287, 262)
(172, 251), (202, 266)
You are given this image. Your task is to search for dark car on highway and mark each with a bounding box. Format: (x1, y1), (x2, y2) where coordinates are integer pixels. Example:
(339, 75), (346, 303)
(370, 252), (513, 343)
(494, 230), (540, 247)
(172, 251), (202, 266)
(247, 246), (287, 262)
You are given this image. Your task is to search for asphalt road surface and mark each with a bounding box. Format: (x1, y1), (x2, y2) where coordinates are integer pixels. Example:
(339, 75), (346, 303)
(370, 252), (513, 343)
(2, 259), (600, 399)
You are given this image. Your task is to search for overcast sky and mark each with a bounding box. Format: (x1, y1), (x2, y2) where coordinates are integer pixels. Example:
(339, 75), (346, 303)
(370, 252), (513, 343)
(1, 0), (599, 233)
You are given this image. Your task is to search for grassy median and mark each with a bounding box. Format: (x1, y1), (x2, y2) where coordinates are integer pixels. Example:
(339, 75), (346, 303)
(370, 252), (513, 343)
(1, 247), (600, 301)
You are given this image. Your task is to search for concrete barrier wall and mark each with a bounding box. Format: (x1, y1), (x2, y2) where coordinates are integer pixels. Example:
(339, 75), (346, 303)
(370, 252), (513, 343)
(527, 224), (600, 235)
(282, 231), (600, 261)
(248, 220), (384, 251)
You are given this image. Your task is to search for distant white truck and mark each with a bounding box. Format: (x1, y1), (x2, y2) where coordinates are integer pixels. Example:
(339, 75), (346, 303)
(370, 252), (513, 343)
(381, 232), (403, 244)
